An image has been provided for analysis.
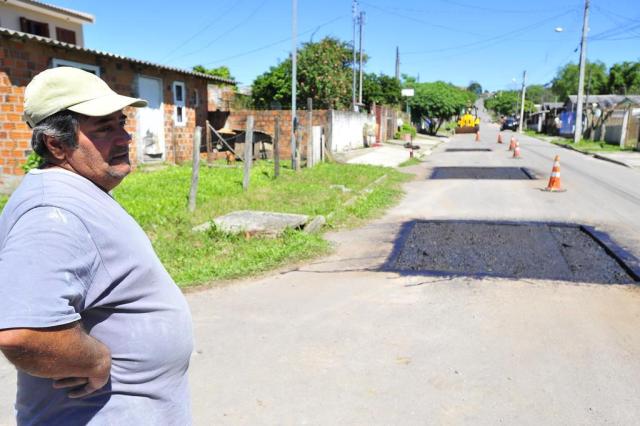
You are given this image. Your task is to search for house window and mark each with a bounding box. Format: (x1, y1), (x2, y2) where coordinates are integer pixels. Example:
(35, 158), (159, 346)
(56, 27), (77, 45)
(191, 89), (199, 108)
(172, 81), (186, 127)
(20, 17), (50, 37)
(52, 59), (100, 76)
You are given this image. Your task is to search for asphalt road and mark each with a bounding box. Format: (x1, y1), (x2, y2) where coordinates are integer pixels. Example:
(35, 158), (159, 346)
(2, 113), (640, 425)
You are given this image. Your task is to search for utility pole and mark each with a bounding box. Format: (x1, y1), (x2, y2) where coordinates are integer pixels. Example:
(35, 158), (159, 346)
(351, 0), (358, 111)
(291, 0), (298, 170)
(358, 11), (365, 106)
(395, 46), (400, 81)
(574, 0), (590, 143)
(518, 70), (527, 133)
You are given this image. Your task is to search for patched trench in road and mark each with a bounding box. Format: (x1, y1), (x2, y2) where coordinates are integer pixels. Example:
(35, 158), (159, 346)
(390, 221), (638, 284)
(429, 167), (536, 180)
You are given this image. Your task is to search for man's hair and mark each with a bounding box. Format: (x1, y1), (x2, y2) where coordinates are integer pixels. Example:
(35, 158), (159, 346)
(30, 110), (80, 161)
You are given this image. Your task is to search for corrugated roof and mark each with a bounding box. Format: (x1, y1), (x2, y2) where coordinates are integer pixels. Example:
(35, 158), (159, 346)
(10, 0), (95, 23)
(567, 94), (640, 108)
(0, 27), (236, 85)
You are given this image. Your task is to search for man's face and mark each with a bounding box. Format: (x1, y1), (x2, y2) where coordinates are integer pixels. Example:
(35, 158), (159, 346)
(65, 111), (132, 191)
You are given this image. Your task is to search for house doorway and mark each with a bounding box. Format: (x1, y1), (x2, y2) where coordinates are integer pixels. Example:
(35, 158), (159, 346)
(136, 76), (165, 162)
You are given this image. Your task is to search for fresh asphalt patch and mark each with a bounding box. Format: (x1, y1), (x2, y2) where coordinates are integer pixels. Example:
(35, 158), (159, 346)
(387, 221), (638, 284)
(445, 148), (493, 152)
(429, 167), (536, 180)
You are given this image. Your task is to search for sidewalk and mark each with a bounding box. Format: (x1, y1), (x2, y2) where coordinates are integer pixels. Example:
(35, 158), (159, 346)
(336, 133), (448, 167)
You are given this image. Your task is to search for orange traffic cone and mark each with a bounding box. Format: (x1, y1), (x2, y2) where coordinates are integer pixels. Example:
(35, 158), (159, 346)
(475, 131), (480, 142)
(544, 155), (565, 192)
(508, 136), (516, 151)
(497, 133), (503, 144)
(512, 141), (521, 159)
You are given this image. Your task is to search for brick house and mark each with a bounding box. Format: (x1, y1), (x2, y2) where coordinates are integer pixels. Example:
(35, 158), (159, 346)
(0, 0), (234, 193)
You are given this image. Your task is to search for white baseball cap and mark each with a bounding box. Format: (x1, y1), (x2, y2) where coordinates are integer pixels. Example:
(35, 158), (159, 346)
(23, 66), (147, 127)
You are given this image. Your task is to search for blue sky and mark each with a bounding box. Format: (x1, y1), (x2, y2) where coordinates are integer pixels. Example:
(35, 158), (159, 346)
(54, 0), (639, 91)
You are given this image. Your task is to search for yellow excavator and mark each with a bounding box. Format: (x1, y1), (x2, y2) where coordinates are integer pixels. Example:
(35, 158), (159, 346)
(455, 106), (480, 134)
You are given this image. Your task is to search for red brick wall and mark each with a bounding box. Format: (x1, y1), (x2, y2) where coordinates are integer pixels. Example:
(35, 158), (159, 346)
(226, 110), (329, 159)
(0, 33), (216, 192)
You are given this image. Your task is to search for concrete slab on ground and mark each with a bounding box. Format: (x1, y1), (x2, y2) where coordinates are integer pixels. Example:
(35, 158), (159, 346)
(193, 211), (309, 237)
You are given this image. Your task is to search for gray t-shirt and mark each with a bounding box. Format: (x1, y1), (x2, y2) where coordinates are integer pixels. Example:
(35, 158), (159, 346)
(0, 169), (193, 425)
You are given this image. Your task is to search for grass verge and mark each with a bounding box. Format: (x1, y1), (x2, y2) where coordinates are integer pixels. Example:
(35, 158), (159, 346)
(110, 161), (410, 287)
(398, 157), (422, 167)
(550, 138), (634, 153)
(0, 195), (7, 211)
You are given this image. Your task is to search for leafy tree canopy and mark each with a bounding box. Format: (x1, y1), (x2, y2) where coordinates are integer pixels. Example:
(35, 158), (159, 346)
(551, 61), (608, 100)
(484, 90), (535, 116)
(363, 73), (402, 107)
(608, 61), (640, 95)
(252, 37), (356, 109)
(192, 65), (235, 82)
(525, 84), (555, 104)
(467, 81), (483, 95)
(407, 81), (476, 135)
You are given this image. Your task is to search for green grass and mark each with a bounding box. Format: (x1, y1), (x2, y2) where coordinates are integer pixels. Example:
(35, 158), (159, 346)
(398, 157), (422, 167)
(550, 138), (634, 153)
(0, 195), (7, 211)
(109, 161), (410, 287)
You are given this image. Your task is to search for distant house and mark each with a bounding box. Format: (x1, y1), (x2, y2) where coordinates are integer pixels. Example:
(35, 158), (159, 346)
(0, 0), (235, 193)
(566, 95), (640, 148)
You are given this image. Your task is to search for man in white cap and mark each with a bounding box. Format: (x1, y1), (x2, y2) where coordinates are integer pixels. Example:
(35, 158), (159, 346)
(0, 67), (193, 424)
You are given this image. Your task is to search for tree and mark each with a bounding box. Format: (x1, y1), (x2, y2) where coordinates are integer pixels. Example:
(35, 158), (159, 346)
(363, 73), (401, 107)
(608, 61), (640, 95)
(526, 84), (554, 104)
(252, 37), (355, 109)
(484, 91), (535, 116)
(407, 81), (473, 135)
(467, 81), (483, 96)
(551, 61), (608, 100)
(192, 65), (235, 82)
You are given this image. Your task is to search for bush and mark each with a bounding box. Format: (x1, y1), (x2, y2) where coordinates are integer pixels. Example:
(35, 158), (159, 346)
(394, 122), (416, 139)
(21, 151), (43, 173)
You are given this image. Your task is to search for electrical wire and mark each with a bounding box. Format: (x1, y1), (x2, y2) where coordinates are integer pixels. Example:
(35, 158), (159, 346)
(160, 0), (246, 63)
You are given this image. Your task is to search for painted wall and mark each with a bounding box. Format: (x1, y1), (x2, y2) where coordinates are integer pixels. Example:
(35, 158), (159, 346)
(329, 111), (375, 153)
(0, 2), (85, 46)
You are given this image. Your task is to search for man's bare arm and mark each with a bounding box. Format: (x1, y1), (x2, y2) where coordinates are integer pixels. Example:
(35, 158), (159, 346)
(0, 322), (111, 398)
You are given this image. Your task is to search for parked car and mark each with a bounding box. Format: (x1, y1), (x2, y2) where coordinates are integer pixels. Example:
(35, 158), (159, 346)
(501, 117), (519, 131)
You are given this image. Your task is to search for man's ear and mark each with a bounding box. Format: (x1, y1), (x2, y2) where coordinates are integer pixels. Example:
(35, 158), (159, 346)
(42, 135), (70, 161)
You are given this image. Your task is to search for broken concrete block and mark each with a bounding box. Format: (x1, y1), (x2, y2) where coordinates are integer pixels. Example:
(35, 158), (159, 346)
(193, 210), (309, 237)
(303, 215), (326, 234)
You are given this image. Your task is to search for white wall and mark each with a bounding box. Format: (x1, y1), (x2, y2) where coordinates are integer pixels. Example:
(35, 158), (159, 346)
(329, 111), (376, 153)
(0, 3), (85, 46)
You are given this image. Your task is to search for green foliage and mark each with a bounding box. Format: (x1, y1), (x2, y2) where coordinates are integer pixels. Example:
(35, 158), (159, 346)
(407, 81), (472, 135)
(394, 122), (416, 139)
(551, 61), (608, 100)
(192, 65), (235, 82)
(608, 61), (640, 95)
(0, 194), (7, 212)
(467, 81), (483, 95)
(551, 138), (635, 152)
(484, 90), (535, 116)
(110, 161), (410, 286)
(21, 151), (43, 173)
(363, 73), (401, 106)
(252, 37), (356, 110)
(526, 84), (555, 104)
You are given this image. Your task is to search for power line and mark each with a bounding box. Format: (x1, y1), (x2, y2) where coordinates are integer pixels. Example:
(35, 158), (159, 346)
(160, 0), (246, 63)
(403, 9), (577, 55)
(195, 15), (348, 69)
(168, 0), (270, 63)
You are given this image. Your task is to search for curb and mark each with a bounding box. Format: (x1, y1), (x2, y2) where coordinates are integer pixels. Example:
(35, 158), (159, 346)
(551, 142), (632, 168)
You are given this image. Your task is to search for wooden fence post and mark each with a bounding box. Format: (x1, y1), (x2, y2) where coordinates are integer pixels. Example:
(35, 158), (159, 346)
(243, 116), (254, 191)
(205, 119), (212, 166)
(188, 126), (202, 212)
(274, 116), (280, 178)
(307, 97), (313, 167)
